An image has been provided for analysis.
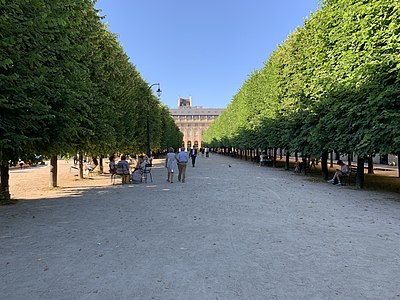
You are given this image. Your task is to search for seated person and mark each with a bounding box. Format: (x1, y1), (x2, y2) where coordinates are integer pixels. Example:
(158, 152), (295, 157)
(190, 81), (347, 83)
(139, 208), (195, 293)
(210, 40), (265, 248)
(294, 161), (303, 173)
(131, 168), (142, 183)
(141, 155), (152, 168)
(259, 152), (268, 167)
(116, 155), (130, 184)
(130, 155), (147, 183)
(84, 157), (99, 176)
(328, 160), (349, 185)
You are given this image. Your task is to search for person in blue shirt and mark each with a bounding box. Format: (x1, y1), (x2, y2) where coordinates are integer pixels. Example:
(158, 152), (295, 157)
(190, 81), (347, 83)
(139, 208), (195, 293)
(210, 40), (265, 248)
(116, 155), (130, 184)
(176, 148), (189, 183)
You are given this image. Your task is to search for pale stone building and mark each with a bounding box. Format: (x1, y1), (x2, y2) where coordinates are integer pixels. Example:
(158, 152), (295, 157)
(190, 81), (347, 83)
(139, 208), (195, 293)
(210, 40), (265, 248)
(169, 97), (224, 150)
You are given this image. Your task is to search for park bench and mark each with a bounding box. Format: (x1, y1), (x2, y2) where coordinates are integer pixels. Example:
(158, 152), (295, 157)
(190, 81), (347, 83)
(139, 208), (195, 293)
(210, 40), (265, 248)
(342, 166), (357, 186)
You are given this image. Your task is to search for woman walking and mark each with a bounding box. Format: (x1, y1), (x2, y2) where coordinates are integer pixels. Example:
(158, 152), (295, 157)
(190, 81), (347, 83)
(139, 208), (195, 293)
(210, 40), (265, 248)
(165, 148), (177, 183)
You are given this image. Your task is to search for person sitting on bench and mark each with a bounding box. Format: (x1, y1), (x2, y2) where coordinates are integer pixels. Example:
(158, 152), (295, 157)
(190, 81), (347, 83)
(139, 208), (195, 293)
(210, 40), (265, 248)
(328, 160), (349, 185)
(259, 152), (268, 167)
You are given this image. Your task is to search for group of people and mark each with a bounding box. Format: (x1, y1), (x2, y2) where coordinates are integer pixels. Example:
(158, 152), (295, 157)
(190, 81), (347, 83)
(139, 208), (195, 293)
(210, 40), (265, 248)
(108, 146), (206, 185)
(165, 147), (200, 183)
(109, 154), (151, 184)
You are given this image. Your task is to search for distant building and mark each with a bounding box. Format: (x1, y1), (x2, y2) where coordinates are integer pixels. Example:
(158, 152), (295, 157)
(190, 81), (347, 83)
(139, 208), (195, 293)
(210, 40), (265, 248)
(169, 97), (224, 150)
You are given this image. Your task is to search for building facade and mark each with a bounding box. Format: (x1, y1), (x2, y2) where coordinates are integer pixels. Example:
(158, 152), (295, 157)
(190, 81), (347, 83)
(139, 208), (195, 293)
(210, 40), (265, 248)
(169, 97), (224, 150)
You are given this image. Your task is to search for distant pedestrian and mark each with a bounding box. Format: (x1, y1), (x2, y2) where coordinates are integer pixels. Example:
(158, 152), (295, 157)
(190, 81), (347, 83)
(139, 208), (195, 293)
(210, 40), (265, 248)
(189, 147), (198, 167)
(109, 155), (116, 175)
(165, 148), (177, 183)
(176, 148), (189, 183)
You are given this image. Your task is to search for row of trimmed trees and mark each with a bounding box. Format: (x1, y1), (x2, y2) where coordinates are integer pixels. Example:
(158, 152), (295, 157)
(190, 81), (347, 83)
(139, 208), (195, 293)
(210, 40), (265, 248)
(204, 0), (400, 187)
(0, 0), (182, 201)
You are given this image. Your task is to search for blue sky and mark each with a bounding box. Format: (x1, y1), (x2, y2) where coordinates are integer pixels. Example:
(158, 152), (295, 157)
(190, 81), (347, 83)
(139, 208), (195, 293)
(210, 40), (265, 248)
(95, 1), (320, 109)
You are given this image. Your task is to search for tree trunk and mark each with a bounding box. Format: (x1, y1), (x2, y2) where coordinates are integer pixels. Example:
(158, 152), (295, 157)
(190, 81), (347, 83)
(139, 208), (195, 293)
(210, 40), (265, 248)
(303, 156), (307, 175)
(321, 151), (328, 180)
(295, 152), (298, 162)
(273, 148), (277, 168)
(398, 154), (400, 178)
(256, 148), (259, 163)
(49, 155), (58, 187)
(0, 163), (11, 202)
(330, 151), (334, 168)
(367, 156), (374, 174)
(99, 155), (103, 174)
(79, 151), (84, 179)
(285, 150), (290, 170)
(348, 153), (352, 167)
(356, 157), (365, 189)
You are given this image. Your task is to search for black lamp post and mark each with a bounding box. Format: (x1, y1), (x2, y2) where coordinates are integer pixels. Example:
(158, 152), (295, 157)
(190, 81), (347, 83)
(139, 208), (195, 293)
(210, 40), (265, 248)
(146, 83), (162, 158)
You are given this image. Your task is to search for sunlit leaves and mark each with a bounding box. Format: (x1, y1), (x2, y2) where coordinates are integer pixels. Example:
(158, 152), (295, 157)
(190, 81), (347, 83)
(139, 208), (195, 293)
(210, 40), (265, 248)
(204, 0), (400, 158)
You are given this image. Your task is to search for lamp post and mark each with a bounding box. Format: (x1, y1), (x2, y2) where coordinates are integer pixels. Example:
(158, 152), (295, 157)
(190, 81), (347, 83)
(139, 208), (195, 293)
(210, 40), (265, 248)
(146, 83), (162, 158)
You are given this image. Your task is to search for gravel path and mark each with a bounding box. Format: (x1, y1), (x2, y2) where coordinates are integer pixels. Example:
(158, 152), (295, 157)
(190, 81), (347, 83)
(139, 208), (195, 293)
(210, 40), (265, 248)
(1, 154), (400, 299)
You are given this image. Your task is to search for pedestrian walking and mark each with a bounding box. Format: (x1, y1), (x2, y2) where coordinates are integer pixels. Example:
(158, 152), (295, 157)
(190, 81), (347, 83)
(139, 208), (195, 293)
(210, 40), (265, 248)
(176, 148), (189, 183)
(165, 148), (177, 183)
(189, 147), (198, 167)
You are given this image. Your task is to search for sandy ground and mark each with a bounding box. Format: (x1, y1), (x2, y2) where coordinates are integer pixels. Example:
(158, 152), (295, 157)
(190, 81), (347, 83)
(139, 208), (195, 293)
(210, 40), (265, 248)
(8, 159), (122, 200)
(2, 154), (400, 299)
(8, 157), (399, 201)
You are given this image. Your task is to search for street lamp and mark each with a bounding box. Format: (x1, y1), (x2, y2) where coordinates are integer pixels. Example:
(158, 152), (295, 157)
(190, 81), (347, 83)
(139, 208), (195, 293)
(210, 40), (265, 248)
(146, 83), (162, 158)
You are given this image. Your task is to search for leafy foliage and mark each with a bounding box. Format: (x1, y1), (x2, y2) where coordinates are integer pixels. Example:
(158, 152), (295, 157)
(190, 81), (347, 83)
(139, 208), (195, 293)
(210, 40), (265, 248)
(204, 0), (400, 160)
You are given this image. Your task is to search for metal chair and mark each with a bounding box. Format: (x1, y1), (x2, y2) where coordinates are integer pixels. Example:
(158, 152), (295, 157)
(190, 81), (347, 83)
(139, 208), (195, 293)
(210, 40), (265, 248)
(142, 163), (153, 183)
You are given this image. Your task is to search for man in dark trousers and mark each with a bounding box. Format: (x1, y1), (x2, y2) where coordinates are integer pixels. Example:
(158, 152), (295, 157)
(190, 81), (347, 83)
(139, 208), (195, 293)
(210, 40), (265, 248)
(189, 147), (198, 167)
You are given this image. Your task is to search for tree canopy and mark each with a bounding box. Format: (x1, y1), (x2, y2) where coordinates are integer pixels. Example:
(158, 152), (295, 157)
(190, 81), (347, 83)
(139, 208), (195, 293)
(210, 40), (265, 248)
(0, 0), (182, 199)
(204, 0), (400, 160)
